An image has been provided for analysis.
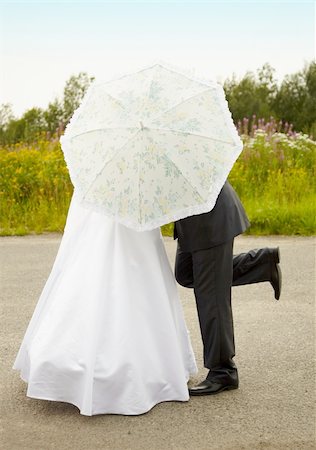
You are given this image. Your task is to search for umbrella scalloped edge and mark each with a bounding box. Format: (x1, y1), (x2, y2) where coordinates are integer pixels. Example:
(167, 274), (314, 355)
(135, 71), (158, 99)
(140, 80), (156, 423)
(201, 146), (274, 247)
(62, 143), (243, 232)
(59, 64), (244, 232)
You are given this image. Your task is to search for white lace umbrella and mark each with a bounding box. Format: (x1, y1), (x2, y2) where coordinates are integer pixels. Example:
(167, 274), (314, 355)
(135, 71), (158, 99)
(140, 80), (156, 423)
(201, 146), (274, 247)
(60, 64), (243, 231)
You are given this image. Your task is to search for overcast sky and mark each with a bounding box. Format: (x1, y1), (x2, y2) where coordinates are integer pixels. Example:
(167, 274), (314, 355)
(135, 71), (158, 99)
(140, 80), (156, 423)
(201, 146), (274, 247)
(0, 0), (315, 117)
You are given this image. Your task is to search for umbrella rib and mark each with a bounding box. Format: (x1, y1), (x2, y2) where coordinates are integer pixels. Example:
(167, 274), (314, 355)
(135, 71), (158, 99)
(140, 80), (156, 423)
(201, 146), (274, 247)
(148, 127), (235, 145)
(149, 86), (214, 124)
(101, 91), (127, 111)
(64, 127), (138, 141)
(138, 151), (142, 225)
(140, 65), (158, 120)
(97, 64), (158, 88)
(160, 153), (205, 203)
(82, 130), (141, 199)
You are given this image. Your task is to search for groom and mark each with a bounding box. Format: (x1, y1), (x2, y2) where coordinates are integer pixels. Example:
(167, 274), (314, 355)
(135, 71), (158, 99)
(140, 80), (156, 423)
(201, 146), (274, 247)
(174, 180), (282, 395)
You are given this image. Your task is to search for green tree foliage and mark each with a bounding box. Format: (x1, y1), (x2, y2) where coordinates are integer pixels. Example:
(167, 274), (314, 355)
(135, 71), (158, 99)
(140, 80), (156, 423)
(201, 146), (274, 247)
(273, 61), (316, 136)
(223, 63), (278, 126)
(44, 98), (64, 135)
(0, 62), (315, 144)
(62, 72), (95, 125)
(0, 103), (14, 128)
(273, 70), (306, 130)
(1, 107), (46, 144)
(305, 61), (316, 137)
(0, 103), (15, 143)
(223, 60), (315, 138)
(0, 72), (94, 144)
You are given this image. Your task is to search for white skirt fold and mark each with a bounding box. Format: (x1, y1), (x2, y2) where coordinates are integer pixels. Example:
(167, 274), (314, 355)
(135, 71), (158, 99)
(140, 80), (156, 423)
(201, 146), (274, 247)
(12, 192), (197, 415)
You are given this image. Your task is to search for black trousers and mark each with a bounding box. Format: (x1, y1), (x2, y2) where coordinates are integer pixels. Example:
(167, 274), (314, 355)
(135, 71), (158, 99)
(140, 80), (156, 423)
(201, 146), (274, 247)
(175, 243), (273, 370)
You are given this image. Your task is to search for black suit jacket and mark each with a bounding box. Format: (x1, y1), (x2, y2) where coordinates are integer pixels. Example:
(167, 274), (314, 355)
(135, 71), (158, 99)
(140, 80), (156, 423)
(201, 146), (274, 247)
(173, 181), (250, 251)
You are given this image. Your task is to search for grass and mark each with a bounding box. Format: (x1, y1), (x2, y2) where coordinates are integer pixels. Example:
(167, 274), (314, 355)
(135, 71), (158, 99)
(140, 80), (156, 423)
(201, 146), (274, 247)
(0, 129), (315, 236)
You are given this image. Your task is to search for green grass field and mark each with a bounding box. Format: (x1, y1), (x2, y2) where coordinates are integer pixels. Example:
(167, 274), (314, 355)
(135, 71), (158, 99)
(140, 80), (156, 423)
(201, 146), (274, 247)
(0, 130), (315, 236)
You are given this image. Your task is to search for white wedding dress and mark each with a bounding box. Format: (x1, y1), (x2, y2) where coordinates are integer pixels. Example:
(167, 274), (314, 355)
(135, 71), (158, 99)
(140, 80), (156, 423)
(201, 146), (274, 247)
(12, 191), (197, 416)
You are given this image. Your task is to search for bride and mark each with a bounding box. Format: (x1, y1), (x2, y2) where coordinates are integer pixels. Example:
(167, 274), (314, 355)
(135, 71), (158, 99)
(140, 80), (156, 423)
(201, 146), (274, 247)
(12, 189), (197, 416)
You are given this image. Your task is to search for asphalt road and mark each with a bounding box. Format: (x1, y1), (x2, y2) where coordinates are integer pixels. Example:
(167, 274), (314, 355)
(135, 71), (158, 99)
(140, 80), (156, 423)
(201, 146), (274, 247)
(1, 234), (315, 450)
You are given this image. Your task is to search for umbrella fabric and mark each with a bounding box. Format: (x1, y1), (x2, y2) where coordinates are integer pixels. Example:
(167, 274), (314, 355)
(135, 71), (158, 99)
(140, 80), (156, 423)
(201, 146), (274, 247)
(60, 64), (243, 231)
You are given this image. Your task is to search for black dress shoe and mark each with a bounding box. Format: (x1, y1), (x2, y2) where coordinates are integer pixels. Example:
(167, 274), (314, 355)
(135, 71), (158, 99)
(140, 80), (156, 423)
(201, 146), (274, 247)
(189, 379), (238, 396)
(270, 248), (282, 300)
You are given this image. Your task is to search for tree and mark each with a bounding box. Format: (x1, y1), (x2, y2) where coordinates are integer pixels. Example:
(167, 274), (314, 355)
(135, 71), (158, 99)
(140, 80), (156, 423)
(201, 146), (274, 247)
(0, 103), (15, 129)
(303, 61), (316, 137)
(256, 62), (278, 118)
(1, 64), (315, 144)
(223, 63), (278, 130)
(62, 72), (95, 126)
(0, 103), (15, 143)
(44, 98), (64, 135)
(1, 107), (46, 143)
(272, 70), (307, 131)
(22, 107), (46, 140)
(0, 72), (95, 143)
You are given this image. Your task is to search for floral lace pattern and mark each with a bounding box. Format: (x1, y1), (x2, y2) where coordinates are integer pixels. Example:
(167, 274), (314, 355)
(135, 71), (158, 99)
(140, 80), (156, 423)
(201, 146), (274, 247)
(60, 64), (243, 231)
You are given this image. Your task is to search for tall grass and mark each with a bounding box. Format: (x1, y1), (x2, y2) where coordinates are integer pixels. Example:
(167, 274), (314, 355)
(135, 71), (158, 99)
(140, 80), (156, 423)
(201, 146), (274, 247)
(228, 128), (315, 235)
(0, 139), (73, 235)
(0, 128), (315, 236)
